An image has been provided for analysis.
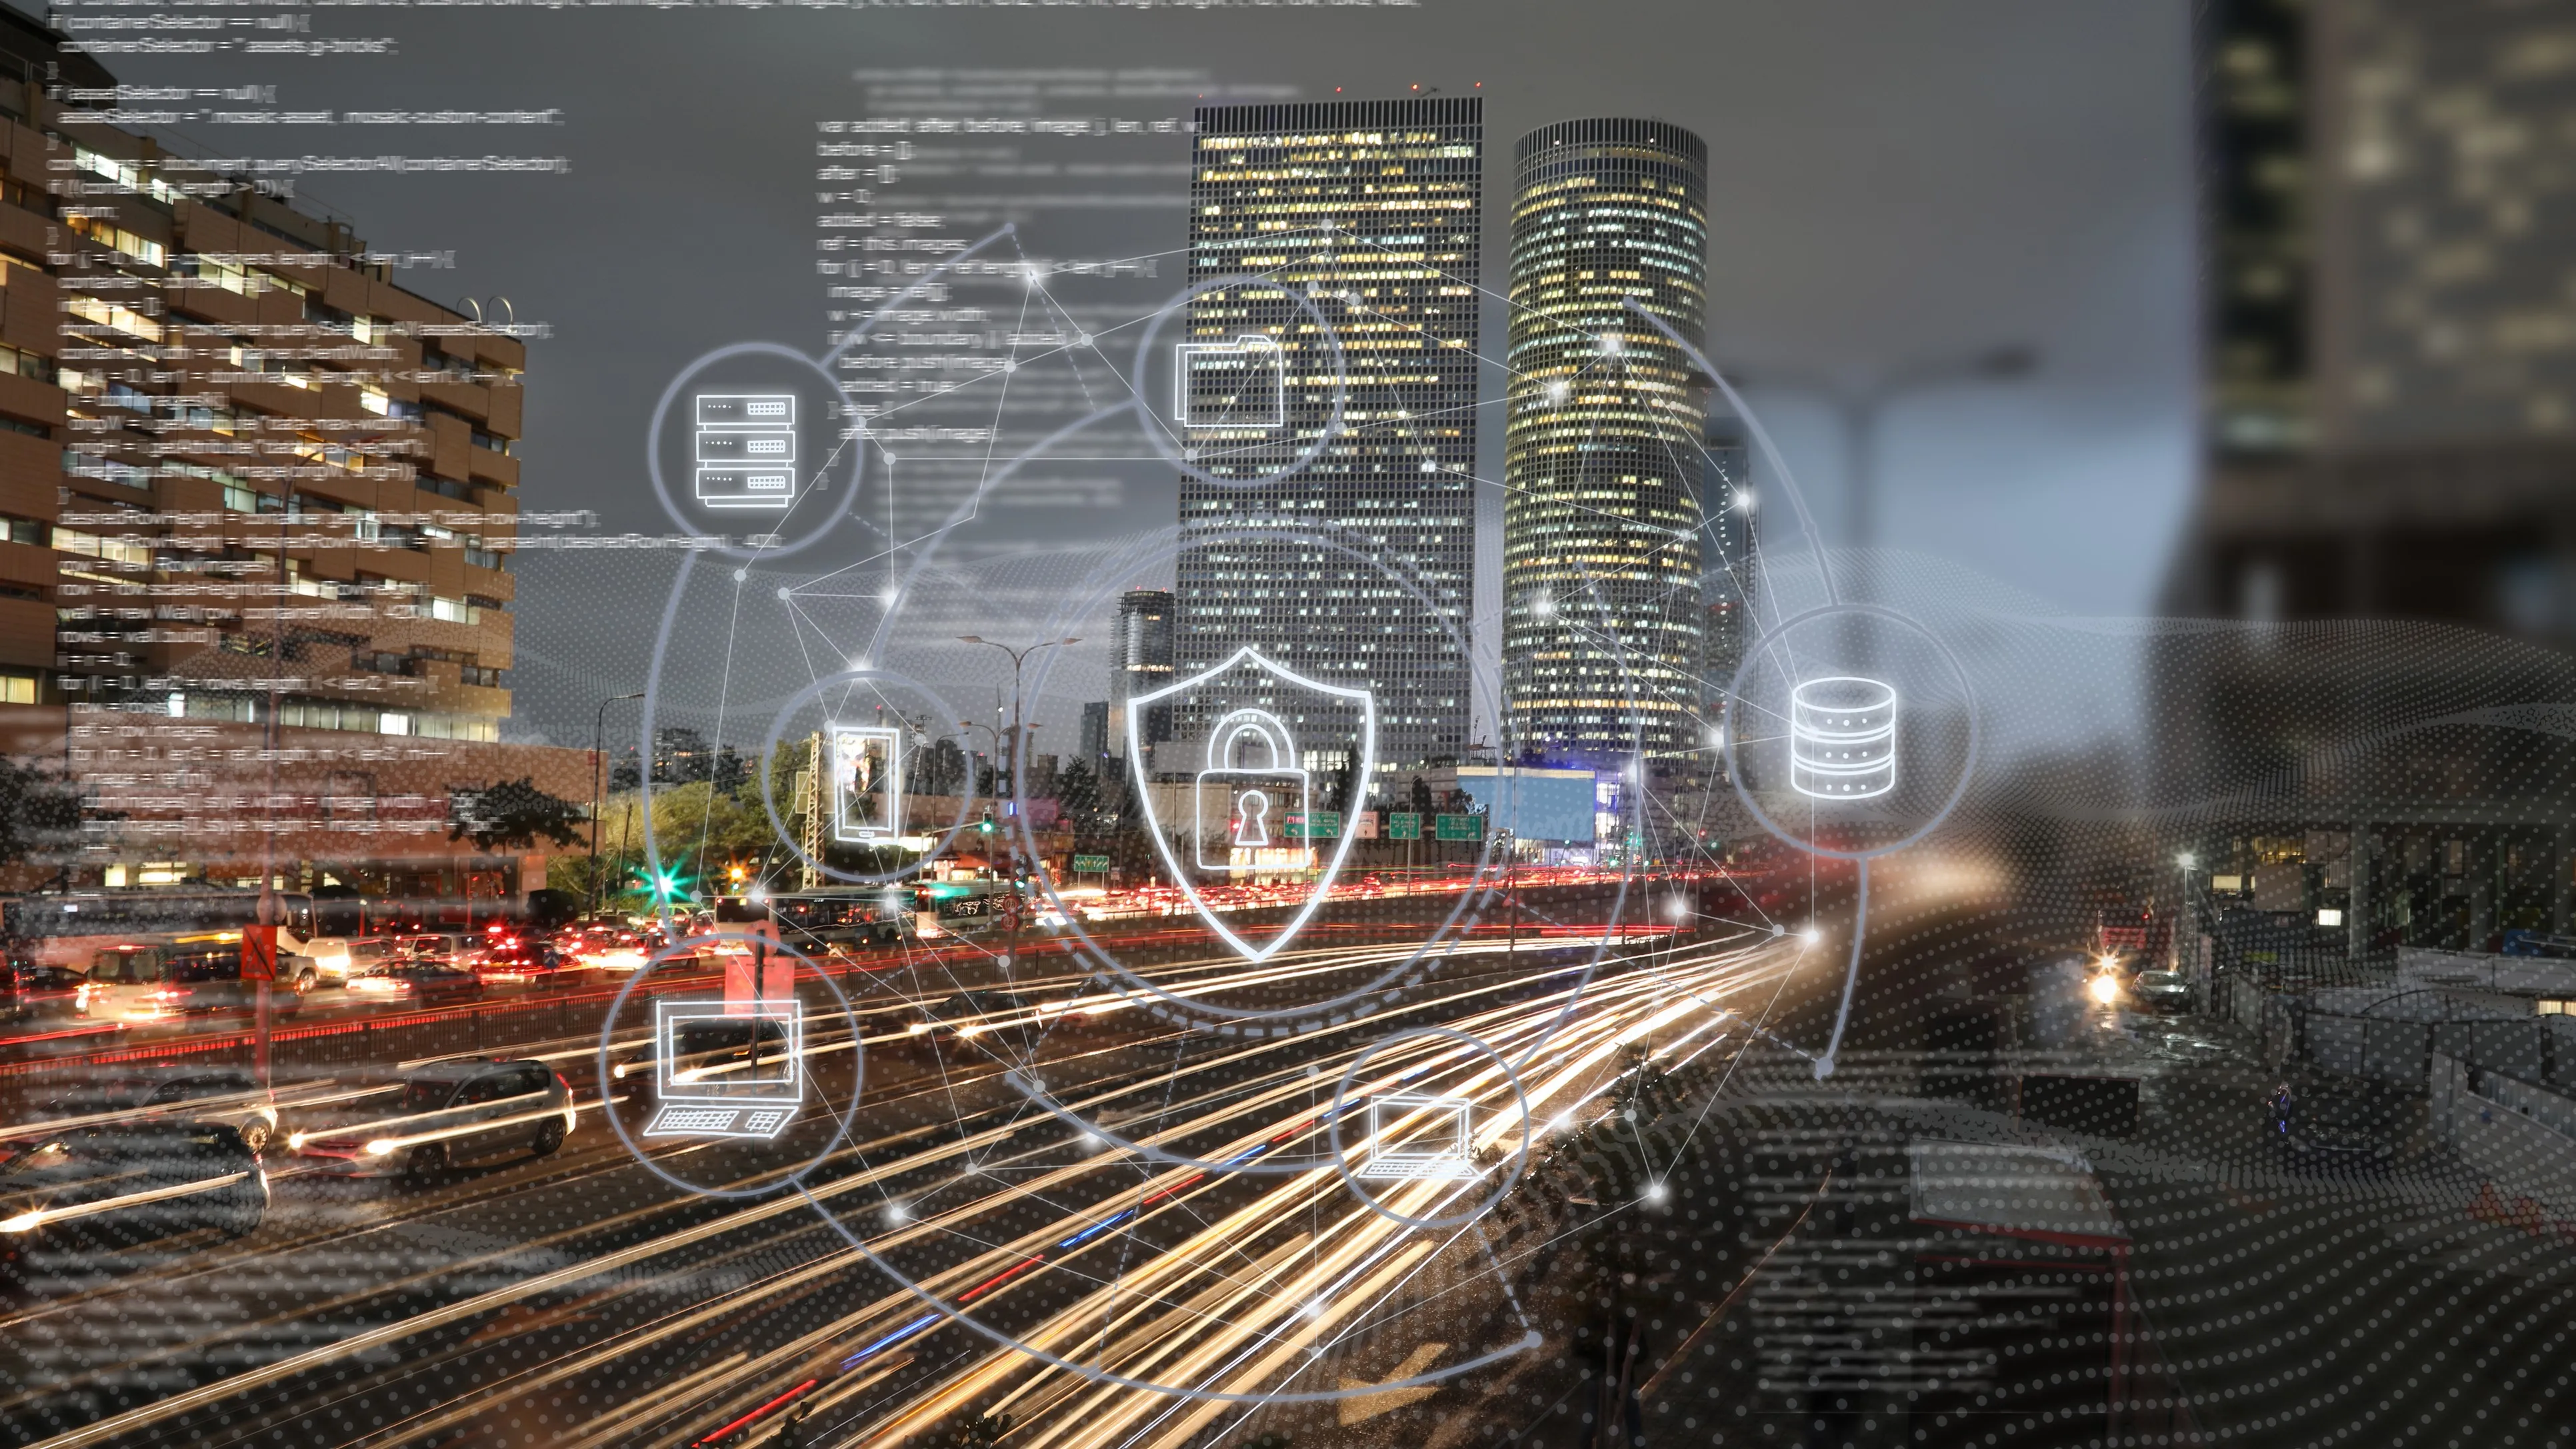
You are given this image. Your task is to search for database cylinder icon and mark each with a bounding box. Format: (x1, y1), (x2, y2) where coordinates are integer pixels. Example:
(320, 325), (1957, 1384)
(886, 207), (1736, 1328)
(1789, 675), (1898, 800)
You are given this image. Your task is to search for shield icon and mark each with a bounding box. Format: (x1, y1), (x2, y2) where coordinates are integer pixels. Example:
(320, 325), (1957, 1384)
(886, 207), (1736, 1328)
(1124, 645), (1377, 964)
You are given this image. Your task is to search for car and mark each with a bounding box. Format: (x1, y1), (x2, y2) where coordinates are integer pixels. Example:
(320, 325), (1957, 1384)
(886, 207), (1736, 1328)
(2129, 970), (2193, 1014)
(608, 1013), (797, 1086)
(42, 1068), (281, 1156)
(0, 1123), (269, 1272)
(1, 961), (87, 1022)
(907, 990), (1023, 1041)
(563, 925), (651, 971)
(347, 960), (485, 1006)
(295, 1058), (574, 1178)
(471, 936), (568, 986)
(2270, 1071), (2409, 1171)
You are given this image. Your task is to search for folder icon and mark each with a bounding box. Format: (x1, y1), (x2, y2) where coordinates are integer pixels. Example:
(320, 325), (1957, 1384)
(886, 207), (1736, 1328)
(1175, 335), (1285, 430)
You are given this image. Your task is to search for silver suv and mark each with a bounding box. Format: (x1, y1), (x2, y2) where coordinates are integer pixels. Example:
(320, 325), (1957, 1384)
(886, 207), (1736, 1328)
(43, 1068), (282, 1156)
(295, 1058), (573, 1178)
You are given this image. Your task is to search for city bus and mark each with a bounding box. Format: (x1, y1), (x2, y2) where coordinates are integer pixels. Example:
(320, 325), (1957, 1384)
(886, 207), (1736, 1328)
(3, 892), (321, 976)
(712, 890), (917, 950)
(77, 930), (316, 1024)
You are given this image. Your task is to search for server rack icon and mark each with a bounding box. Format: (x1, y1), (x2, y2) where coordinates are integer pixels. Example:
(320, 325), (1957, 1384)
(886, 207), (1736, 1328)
(695, 394), (796, 510)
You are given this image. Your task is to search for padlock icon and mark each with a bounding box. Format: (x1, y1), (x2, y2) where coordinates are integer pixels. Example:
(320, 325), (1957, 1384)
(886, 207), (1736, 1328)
(1193, 709), (1308, 871)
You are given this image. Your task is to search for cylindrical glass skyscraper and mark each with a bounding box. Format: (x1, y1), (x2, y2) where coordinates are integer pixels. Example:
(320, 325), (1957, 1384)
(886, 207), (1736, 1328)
(1502, 119), (1709, 764)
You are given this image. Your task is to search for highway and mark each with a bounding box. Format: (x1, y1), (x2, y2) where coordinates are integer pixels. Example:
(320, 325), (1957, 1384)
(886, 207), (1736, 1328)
(0, 890), (1797, 1448)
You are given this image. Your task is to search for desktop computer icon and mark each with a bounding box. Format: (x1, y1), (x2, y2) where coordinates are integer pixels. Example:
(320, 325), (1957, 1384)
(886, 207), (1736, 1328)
(642, 998), (805, 1140)
(1357, 1092), (1479, 1182)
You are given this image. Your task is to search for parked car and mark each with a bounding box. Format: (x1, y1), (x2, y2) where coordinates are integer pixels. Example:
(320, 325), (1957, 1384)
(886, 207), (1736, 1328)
(347, 960), (485, 1006)
(2128, 970), (2194, 1015)
(1, 961), (87, 1022)
(295, 1059), (574, 1178)
(0, 1123), (268, 1271)
(43, 1068), (281, 1156)
(2271, 1070), (2409, 1170)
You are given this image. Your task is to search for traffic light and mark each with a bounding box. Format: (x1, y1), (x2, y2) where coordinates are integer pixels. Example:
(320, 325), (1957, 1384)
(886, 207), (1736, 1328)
(978, 808), (995, 837)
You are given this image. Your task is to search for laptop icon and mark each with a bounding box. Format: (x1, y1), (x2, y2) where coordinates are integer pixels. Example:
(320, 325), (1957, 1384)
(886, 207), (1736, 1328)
(1357, 1092), (1480, 1182)
(643, 999), (804, 1140)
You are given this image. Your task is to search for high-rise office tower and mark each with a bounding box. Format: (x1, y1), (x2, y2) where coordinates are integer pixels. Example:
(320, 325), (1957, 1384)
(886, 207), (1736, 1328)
(1173, 97), (1482, 772)
(1701, 417), (1755, 719)
(1079, 701), (1110, 763)
(1501, 119), (1710, 763)
(2170, 0), (2576, 635)
(1106, 587), (1173, 758)
(2158, 0), (2576, 960)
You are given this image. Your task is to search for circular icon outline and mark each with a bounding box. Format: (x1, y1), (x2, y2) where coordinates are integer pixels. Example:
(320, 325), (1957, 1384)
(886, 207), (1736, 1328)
(1133, 271), (1351, 492)
(1723, 601), (1979, 862)
(593, 932), (866, 1200)
(647, 341), (865, 563)
(1324, 1024), (1532, 1232)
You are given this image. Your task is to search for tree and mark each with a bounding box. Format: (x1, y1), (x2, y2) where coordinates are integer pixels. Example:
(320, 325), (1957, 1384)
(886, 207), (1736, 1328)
(1325, 755), (1357, 814)
(711, 744), (749, 795)
(449, 776), (584, 853)
(0, 755), (83, 869)
(1409, 774), (1434, 814)
(655, 726), (711, 784)
(1057, 758), (1099, 815)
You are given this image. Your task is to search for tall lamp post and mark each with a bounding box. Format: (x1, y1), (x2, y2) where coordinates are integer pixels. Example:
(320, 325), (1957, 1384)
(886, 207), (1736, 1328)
(588, 691), (645, 919)
(1723, 345), (2037, 562)
(959, 635), (1079, 968)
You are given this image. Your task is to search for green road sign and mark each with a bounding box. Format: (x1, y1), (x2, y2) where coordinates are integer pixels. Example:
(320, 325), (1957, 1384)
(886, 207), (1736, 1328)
(1385, 812), (1421, 840)
(1287, 810), (1342, 840)
(1435, 813), (1484, 842)
(1071, 854), (1111, 873)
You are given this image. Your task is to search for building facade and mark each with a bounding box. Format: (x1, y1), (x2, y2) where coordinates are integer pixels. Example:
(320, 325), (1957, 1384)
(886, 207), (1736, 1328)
(1172, 97), (1481, 773)
(1500, 118), (1710, 764)
(1078, 699), (1109, 764)
(0, 12), (567, 896)
(1701, 415), (1754, 726)
(2160, 0), (2576, 962)
(1106, 586), (1173, 758)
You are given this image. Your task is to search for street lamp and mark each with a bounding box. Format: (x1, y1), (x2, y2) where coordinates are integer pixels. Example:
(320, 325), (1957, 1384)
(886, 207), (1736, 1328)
(588, 691), (646, 919)
(959, 635), (1079, 965)
(1723, 345), (2037, 560)
(957, 636), (1079, 811)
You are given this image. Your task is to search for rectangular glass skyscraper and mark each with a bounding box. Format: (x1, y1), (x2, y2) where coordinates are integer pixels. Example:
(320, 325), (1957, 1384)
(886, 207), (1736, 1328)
(1173, 97), (1483, 773)
(1107, 587), (1175, 758)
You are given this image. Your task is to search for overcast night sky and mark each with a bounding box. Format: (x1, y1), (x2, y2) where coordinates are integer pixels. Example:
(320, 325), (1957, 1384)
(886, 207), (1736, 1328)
(61, 0), (2200, 742)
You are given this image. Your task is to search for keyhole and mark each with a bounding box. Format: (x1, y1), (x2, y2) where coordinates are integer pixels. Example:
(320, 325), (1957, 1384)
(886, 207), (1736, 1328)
(1233, 790), (1271, 847)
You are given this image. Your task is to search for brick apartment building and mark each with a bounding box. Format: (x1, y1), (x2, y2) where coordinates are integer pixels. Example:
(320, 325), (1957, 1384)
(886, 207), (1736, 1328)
(0, 9), (589, 902)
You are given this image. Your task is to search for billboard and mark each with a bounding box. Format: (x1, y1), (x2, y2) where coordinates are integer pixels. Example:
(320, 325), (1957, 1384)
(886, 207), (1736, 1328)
(1452, 767), (1598, 844)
